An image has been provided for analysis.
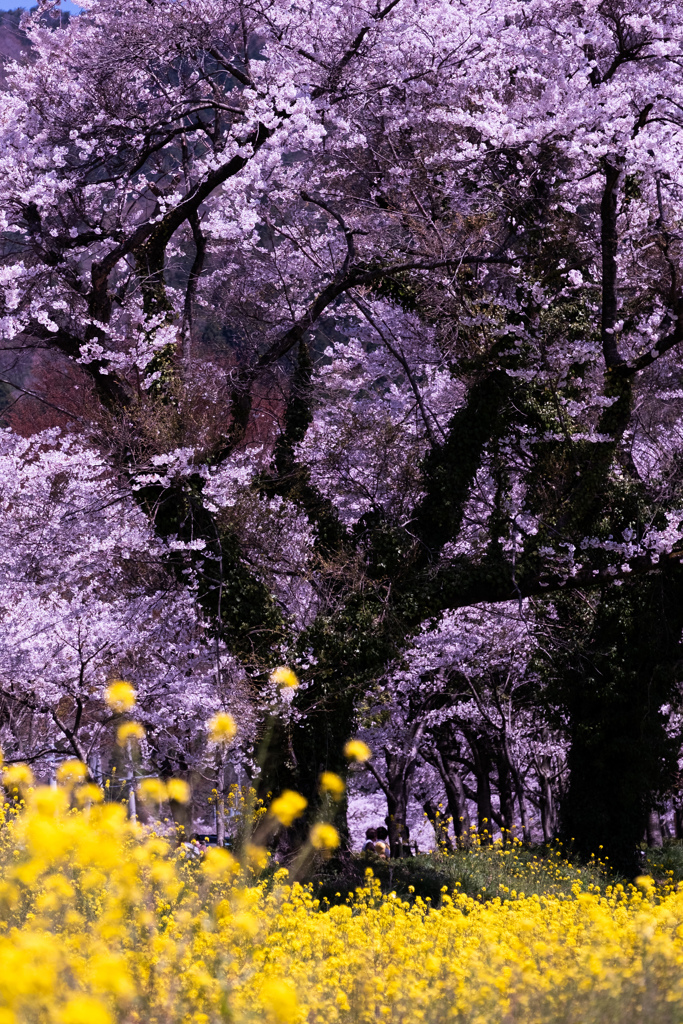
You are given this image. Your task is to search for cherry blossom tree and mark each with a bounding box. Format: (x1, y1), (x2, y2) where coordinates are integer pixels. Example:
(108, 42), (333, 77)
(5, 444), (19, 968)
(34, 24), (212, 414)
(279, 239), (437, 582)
(352, 602), (567, 854)
(2, 0), (683, 869)
(0, 428), (252, 804)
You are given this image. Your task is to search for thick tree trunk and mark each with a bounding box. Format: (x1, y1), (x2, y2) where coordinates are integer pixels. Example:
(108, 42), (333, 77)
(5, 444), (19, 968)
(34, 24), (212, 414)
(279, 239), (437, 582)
(503, 734), (530, 842)
(675, 804), (683, 841)
(468, 760), (494, 841)
(514, 771), (530, 842)
(464, 732), (495, 843)
(476, 772), (494, 842)
(496, 753), (517, 839)
(439, 757), (472, 842)
(537, 754), (557, 842)
(385, 753), (411, 859)
(560, 577), (683, 875)
(646, 808), (664, 849)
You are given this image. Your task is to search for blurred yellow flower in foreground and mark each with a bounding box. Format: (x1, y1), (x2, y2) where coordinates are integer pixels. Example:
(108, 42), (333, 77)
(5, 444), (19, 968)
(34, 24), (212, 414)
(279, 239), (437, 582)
(138, 778), (167, 804)
(61, 995), (113, 1024)
(30, 785), (69, 815)
(270, 666), (299, 689)
(116, 721), (145, 746)
(203, 846), (239, 879)
(208, 712), (237, 744)
(260, 979), (299, 1023)
(56, 760), (88, 786)
(104, 680), (136, 712)
(2, 791), (683, 1024)
(166, 778), (191, 804)
(310, 823), (340, 850)
(75, 783), (104, 806)
(269, 790), (307, 826)
(319, 771), (345, 800)
(2, 762), (34, 788)
(343, 738), (372, 762)
(245, 843), (270, 872)
(60, 994), (113, 1024)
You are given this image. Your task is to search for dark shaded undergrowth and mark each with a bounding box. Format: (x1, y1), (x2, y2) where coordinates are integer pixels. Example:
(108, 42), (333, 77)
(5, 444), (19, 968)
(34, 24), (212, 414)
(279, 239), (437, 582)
(310, 839), (683, 907)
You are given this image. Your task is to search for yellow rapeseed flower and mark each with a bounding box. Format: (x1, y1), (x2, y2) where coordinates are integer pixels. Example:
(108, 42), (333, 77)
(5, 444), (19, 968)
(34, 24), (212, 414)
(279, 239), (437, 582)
(245, 843), (270, 872)
(74, 783), (104, 806)
(208, 711), (237, 744)
(310, 823), (340, 850)
(60, 995), (112, 1024)
(319, 771), (345, 800)
(116, 721), (145, 746)
(269, 789), (307, 827)
(104, 679), (136, 712)
(5, 785), (683, 1024)
(2, 762), (34, 788)
(270, 666), (299, 689)
(166, 778), (191, 804)
(138, 778), (168, 804)
(261, 978), (299, 1023)
(30, 784), (69, 815)
(232, 910), (260, 937)
(343, 738), (372, 762)
(203, 846), (239, 879)
(55, 759), (88, 786)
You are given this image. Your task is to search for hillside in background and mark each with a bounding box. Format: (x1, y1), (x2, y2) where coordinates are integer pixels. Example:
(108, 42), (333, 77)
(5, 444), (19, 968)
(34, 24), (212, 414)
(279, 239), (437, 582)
(0, 10), (28, 76)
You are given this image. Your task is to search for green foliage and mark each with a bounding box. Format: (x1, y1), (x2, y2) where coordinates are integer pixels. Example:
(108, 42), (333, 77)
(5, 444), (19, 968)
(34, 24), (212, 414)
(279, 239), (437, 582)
(538, 296), (597, 345)
(142, 342), (179, 403)
(369, 269), (420, 311)
(646, 841), (683, 883)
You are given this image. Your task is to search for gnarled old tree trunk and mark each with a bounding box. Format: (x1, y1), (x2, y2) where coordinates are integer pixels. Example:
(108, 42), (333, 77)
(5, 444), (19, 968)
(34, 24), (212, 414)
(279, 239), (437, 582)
(646, 808), (664, 849)
(383, 748), (416, 858)
(366, 722), (426, 858)
(535, 749), (558, 842)
(460, 726), (496, 843)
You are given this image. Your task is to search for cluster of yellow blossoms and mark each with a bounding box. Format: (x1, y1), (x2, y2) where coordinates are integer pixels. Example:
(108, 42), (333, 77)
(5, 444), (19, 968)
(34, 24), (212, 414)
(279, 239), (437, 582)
(1, 781), (683, 1024)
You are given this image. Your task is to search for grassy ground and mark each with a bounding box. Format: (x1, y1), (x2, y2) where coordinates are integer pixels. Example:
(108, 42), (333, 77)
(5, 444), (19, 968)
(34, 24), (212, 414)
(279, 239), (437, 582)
(313, 837), (611, 906)
(645, 839), (683, 884)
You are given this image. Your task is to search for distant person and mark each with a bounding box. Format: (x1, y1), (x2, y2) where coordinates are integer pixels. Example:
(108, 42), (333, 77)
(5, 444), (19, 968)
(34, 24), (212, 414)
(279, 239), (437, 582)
(375, 826), (389, 858)
(363, 827), (378, 854)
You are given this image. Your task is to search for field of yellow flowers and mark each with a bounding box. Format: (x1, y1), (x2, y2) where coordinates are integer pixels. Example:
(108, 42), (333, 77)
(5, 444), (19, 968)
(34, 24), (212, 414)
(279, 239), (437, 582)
(2, 774), (683, 1024)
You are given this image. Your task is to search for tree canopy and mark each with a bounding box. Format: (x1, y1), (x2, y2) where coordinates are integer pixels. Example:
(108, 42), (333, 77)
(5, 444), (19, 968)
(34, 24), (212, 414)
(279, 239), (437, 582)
(2, 0), (683, 871)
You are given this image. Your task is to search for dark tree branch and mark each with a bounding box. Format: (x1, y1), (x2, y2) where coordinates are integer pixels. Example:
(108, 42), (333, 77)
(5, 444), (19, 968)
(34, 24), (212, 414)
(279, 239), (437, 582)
(208, 47), (254, 87)
(600, 155), (625, 370)
(182, 209), (207, 366)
